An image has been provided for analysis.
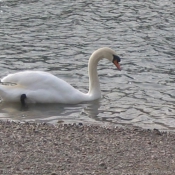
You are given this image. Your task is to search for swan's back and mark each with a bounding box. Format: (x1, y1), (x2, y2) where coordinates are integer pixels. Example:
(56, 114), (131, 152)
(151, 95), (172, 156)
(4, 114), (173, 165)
(2, 71), (58, 87)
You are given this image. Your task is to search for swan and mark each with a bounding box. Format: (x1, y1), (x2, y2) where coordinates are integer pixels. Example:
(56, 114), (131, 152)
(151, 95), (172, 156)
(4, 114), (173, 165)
(0, 47), (121, 105)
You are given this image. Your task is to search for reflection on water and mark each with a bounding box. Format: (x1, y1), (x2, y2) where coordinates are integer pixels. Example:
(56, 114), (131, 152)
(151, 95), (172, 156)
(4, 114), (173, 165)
(0, 100), (102, 125)
(0, 0), (175, 131)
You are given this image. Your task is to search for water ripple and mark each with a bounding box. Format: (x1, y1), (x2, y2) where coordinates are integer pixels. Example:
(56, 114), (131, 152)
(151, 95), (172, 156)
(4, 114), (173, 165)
(0, 0), (174, 131)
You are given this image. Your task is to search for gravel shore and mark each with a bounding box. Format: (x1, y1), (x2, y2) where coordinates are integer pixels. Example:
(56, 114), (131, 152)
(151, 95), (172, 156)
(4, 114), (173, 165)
(0, 120), (175, 175)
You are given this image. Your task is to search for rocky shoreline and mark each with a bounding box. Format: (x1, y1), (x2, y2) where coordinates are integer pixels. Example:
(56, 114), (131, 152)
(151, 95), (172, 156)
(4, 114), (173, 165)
(0, 120), (175, 175)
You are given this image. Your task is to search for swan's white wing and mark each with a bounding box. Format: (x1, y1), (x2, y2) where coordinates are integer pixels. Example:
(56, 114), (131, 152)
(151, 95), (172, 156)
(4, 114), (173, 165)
(0, 71), (87, 103)
(2, 71), (61, 88)
(1, 71), (72, 89)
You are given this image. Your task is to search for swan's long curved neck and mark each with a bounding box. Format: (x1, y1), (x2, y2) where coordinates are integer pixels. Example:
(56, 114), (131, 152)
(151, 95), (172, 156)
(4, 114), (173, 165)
(87, 49), (104, 100)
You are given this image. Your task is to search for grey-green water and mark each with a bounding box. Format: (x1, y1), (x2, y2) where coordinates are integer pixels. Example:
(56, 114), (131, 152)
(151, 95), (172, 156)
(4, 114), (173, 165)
(0, 0), (175, 131)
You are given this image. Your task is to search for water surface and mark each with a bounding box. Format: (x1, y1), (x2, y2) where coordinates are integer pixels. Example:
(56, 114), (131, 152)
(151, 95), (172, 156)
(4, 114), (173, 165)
(0, 0), (175, 131)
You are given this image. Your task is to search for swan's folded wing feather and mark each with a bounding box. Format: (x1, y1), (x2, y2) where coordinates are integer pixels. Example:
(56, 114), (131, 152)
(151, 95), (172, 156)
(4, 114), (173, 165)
(1, 71), (53, 86)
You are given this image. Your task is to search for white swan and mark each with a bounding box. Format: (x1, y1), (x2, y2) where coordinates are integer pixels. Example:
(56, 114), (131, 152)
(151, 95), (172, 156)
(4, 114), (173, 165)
(0, 47), (121, 104)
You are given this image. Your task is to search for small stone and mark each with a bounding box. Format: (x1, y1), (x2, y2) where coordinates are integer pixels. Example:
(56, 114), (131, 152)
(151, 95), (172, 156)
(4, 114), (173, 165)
(148, 141), (151, 144)
(99, 162), (107, 169)
(50, 172), (57, 175)
(153, 129), (162, 135)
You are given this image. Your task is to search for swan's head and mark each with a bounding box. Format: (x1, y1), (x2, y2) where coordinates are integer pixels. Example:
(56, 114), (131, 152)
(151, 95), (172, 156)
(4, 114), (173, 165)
(112, 55), (121, 70)
(100, 47), (121, 70)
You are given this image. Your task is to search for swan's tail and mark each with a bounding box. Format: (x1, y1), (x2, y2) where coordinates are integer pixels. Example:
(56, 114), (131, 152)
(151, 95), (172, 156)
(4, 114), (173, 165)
(0, 81), (16, 101)
(0, 83), (7, 100)
(0, 81), (25, 103)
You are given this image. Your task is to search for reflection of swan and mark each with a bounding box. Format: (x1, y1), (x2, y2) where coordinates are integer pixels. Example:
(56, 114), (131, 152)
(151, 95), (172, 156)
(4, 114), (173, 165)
(0, 47), (121, 104)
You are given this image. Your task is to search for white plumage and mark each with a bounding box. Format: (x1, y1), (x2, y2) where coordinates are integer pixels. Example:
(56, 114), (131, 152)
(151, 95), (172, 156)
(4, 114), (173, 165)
(0, 47), (121, 104)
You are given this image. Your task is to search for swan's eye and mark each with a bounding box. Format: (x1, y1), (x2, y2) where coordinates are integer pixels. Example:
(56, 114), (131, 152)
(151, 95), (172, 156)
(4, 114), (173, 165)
(113, 55), (121, 63)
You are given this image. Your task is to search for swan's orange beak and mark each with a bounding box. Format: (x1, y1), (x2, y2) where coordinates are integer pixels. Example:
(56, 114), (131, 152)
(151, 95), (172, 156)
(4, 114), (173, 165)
(113, 60), (121, 71)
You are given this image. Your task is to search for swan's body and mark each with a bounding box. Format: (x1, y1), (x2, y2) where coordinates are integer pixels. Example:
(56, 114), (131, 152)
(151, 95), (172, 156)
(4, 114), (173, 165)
(0, 47), (121, 104)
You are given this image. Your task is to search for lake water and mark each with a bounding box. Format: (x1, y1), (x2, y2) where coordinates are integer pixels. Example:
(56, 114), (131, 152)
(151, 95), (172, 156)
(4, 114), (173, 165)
(0, 0), (174, 131)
